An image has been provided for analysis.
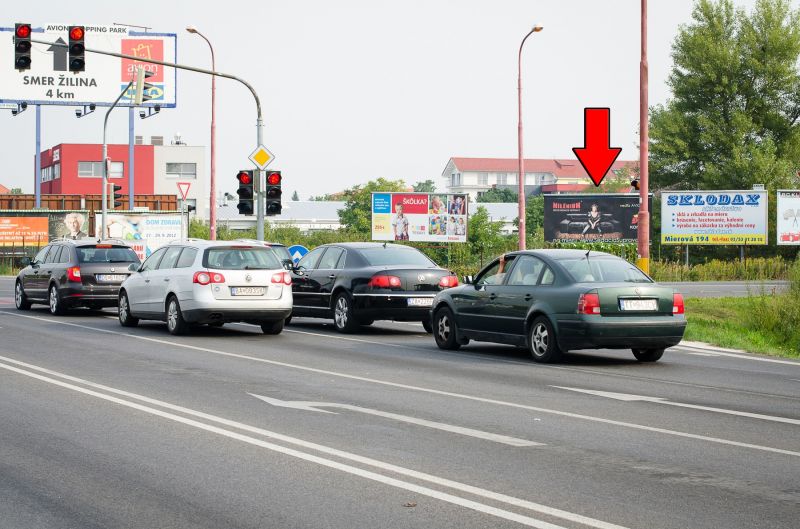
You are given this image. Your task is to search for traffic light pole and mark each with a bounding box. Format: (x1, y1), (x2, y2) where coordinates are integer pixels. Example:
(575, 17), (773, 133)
(32, 38), (267, 240)
(102, 81), (133, 239)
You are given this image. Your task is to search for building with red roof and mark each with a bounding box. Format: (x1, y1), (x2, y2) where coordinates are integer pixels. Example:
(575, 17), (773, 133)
(0, 184), (10, 194)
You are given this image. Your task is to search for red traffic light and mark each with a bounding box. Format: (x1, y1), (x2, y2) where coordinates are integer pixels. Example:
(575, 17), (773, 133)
(267, 172), (281, 185)
(15, 24), (31, 39)
(237, 171), (252, 185)
(69, 26), (84, 41)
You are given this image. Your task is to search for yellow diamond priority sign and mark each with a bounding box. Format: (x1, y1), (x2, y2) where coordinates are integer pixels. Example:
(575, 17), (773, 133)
(249, 145), (275, 170)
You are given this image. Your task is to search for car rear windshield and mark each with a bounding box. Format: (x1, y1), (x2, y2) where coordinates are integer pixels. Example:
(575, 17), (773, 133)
(360, 247), (435, 267)
(77, 245), (139, 263)
(268, 245), (292, 261)
(203, 246), (283, 270)
(559, 256), (652, 283)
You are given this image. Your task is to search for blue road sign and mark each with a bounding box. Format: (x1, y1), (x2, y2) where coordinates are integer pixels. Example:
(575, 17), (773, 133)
(288, 244), (309, 264)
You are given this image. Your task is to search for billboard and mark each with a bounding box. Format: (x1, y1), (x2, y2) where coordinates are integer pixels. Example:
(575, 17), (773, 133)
(777, 190), (800, 245)
(661, 191), (768, 245)
(0, 210), (90, 246)
(544, 194), (648, 243)
(0, 25), (177, 107)
(95, 212), (182, 256)
(371, 193), (468, 242)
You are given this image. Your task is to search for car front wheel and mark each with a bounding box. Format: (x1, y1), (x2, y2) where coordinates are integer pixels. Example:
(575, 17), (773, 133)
(433, 307), (460, 350)
(118, 292), (139, 327)
(15, 281), (31, 310)
(632, 348), (665, 362)
(333, 292), (358, 333)
(528, 316), (562, 363)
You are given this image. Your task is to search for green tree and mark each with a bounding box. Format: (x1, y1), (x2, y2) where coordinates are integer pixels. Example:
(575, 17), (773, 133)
(10, 188), (22, 194)
(468, 206), (506, 266)
(650, 0), (800, 192)
(412, 179), (436, 192)
(477, 188), (518, 202)
(291, 191), (299, 201)
(525, 195), (545, 232)
(338, 178), (408, 234)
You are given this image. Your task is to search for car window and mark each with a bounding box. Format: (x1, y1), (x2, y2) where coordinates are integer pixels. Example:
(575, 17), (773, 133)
(204, 246), (283, 270)
(33, 247), (50, 264)
(475, 256), (517, 287)
(44, 246), (60, 264)
(58, 246), (71, 264)
(77, 246), (140, 263)
(298, 246), (325, 270)
(335, 250), (347, 269)
(158, 246), (183, 270)
(317, 247), (344, 270)
(360, 247), (435, 267)
(141, 248), (168, 272)
(559, 256), (652, 283)
(506, 256), (545, 286)
(268, 245), (292, 262)
(540, 267), (555, 285)
(176, 248), (197, 268)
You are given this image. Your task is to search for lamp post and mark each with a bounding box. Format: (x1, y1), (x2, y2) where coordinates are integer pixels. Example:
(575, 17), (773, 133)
(186, 26), (217, 240)
(637, 0), (650, 274)
(517, 25), (543, 251)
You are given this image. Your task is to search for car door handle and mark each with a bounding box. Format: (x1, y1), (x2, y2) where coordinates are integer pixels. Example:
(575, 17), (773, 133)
(524, 294), (533, 301)
(489, 293), (497, 300)
(164, 278), (170, 282)
(328, 274), (336, 279)
(145, 279), (150, 283)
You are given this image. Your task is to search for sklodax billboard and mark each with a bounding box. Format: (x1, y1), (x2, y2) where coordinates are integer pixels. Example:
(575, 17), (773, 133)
(0, 24), (177, 108)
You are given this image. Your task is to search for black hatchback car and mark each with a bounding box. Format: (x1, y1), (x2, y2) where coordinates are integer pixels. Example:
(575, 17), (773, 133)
(430, 249), (687, 363)
(15, 239), (141, 315)
(290, 242), (459, 333)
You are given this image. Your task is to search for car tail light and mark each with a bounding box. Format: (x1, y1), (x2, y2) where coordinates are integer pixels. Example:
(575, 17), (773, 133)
(673, 293), (685, 314)
(369, 275), (402, 288)
(193, 271), (225, 285)
(439, 275), (459, 288)
(66, 266), (81, 282)
(271, 271), (292, 285)
(578, 293), (601, 315)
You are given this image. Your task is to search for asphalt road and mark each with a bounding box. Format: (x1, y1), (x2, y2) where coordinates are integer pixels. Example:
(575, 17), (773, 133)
(0, 276), (798, 529)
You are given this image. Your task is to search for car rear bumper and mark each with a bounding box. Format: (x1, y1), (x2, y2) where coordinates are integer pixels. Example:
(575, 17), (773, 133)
(557, 316), (687, 350)
(352, 294), (435, 321)
(60, 284), (122, 307)
(182, 307), (292, 324)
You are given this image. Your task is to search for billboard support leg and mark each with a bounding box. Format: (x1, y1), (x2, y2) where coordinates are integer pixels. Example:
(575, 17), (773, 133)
(35, 105), (41, 208)
(129, 106), (135, 210)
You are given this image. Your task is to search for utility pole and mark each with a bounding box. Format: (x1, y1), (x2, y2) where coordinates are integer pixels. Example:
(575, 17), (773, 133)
(637, 0), (651, 274)
(102, 80), (134, 238)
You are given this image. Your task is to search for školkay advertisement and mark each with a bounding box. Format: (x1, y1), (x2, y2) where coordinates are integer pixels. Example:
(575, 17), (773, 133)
(371, 193), (468, 242)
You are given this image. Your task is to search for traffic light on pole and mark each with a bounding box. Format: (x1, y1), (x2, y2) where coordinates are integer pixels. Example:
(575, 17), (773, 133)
(111, 184), (123, 209)
(236, 170), (254, 215)
(133, 67), (156, 105)
(68, 26), (85, 72)
(14, 23), (32, 71)
(265, 171), (282, 216)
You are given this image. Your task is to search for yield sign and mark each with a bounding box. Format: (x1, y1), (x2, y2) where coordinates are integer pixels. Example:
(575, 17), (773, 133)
(176, 182), (191, 201)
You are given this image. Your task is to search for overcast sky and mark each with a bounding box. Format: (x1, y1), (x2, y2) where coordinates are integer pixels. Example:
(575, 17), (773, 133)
(1, 0), (781, 200)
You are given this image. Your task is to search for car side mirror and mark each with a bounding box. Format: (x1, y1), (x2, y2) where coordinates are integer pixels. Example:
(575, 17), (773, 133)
(282, 259), (294, 271)
(128, 263), (140, 273)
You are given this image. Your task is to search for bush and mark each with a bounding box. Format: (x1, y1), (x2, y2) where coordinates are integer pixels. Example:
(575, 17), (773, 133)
(650, 257), (790, 281)
(745, 258), (800, 353)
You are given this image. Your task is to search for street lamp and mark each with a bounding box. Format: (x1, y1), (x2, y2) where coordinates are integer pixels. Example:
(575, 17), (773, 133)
(186, 26), (217, 240)
(517, 24), (543, 251)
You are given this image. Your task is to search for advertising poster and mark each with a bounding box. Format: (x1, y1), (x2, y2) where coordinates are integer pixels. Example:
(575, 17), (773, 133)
(0, 216), (49, 246)
(95, 213), (182, 256)
(49, 211), (90, 240)
(372, 193), (468, 242)
(661, 191), (768, 245)
(777, 190), (800, 245)
(544, 194), (648, 243)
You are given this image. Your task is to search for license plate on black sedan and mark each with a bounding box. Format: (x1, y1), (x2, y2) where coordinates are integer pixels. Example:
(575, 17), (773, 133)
(407, 297), (434, 307)
(96, 274), (127, 282)
(620, 299), (658, 311)
(230, 287), (265, 296)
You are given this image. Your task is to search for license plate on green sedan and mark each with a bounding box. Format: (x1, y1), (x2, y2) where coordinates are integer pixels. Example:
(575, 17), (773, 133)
(620, 299), (658, 311)
(407, 297), (434, 307)
(230, 287), (265, 296)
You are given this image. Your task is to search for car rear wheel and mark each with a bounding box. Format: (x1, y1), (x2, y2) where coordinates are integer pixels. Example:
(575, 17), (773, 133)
(333, 292), (359, 333)
(284, 316), (292, 326)
(433, 307), (460, 350)
(261, 320), (284, 335)
(118, 292), (139, 327)
(49, 285), (65, 315)
(421, 319), (433, 333)
(528, 316), (562, 363)
(632, 348), (665, 362)
(166, 296), (188, 335)
(15, 281), (31, 310)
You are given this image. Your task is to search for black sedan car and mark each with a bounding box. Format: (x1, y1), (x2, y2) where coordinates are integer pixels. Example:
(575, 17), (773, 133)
(290, 242), (459, 333)
(430, 249), (687, 363)
(15, 239), (141, 315)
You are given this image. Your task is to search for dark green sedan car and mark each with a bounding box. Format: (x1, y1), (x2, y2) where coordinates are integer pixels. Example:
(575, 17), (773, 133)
(430, 249), (686, 363)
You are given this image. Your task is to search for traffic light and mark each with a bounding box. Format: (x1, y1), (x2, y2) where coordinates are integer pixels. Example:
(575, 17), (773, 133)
(630, 178), (640, 191)
(266, 170), (282, 216)
(236, 170), (254, 215)
(68, 26), (85, 72)
(133, 67), (156, 105)
(14, 23), (32, 71)
(111, 184), (123, 208)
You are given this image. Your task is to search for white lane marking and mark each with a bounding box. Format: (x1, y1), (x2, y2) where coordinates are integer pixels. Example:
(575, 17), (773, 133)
(250, 394), (541, 447)
(553, 387), (800, 426)
(675, 345), (800, 366)
(0, 356), (624, 529)
(688, 353), (720, 357)
(3, 312), (798, 459)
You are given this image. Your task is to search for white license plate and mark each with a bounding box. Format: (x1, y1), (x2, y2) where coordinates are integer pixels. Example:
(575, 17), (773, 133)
(407, 297), (434, 307)
(97, 274), (126, 282)
(231, 287), (265, 296)
(620, 299), (658, 311)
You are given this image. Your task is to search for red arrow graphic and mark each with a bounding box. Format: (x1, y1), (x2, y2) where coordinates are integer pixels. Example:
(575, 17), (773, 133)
(572, 107), (622, 186)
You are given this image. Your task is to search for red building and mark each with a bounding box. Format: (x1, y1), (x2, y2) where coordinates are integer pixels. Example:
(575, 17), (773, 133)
(39, 143), (155, 196)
